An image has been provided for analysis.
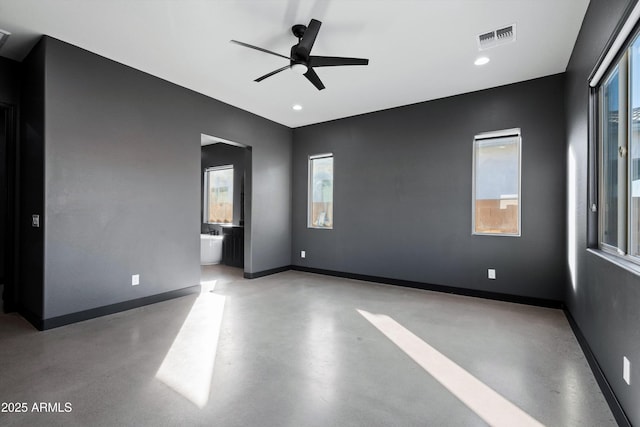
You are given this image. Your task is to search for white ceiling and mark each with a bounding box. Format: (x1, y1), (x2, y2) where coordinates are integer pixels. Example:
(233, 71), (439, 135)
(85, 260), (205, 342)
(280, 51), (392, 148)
(0, 0), (589, 128)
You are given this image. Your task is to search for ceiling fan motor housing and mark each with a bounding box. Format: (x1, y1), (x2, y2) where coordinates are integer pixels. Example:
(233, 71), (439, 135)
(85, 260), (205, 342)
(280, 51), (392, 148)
(290, 45), (309, 66)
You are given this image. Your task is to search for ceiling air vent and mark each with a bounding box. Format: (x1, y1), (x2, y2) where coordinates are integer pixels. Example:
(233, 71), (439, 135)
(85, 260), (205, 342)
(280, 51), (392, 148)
(477, 24), (516, 50)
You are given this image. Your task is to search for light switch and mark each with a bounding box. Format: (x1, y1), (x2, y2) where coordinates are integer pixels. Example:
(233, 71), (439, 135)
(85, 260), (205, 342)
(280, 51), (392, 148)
(32, 214), (40, 228)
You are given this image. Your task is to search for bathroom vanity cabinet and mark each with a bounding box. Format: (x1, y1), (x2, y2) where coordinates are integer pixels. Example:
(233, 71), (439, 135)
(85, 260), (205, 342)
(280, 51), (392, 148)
(222, 226), (244, 268)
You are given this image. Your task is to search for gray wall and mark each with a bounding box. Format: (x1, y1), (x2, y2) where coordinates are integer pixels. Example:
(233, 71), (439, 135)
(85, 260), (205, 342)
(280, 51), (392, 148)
(292, 74), (566, 301)
(565, 0), (640, 424)
(36, 37), (291, 320)
(201, 143), (246, 231)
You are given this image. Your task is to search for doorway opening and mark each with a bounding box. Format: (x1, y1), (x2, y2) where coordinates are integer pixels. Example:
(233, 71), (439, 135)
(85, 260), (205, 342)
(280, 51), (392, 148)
(200, 134), (251, 286)
(1, 102), (17, 313)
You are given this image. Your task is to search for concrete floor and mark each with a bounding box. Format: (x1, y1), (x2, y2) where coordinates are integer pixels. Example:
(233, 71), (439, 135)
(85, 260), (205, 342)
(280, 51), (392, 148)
(0, 265), (615, 426)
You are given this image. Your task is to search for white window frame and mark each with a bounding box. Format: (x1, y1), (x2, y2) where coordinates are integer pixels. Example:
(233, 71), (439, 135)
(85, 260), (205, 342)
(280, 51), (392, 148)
(203, 165), (234, 225)
(308, 153), (334, 229)
(472, 128), (522, 237)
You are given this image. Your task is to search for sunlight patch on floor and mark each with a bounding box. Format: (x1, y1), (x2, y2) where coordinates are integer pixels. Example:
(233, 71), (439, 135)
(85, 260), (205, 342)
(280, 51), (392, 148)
(568, 146), (578, 291)
(357, 309), (545, 427)
(156, 280), (225, 408)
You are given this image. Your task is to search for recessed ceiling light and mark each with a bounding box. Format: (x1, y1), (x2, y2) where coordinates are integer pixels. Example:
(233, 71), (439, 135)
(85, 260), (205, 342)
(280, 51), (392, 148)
(474, 57), (490, 66)
(292, 104), (303, 111)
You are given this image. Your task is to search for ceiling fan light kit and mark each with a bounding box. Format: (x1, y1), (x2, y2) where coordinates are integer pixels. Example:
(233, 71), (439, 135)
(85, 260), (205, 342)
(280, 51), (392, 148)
(231, 19), (369, 90)
(291, 63), (308, 74)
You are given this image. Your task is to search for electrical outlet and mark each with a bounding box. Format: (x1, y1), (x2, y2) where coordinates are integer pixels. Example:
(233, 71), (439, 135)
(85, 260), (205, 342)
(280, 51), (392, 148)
(132, 274), (140, 286)
(301, 250), (306, 259)
(488, 269), (496, 280)
(624, 356), (631, 385)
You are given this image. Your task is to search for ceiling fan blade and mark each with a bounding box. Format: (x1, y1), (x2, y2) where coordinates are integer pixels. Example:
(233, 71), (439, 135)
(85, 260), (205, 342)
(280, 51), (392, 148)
(296, 19), (322, 56)
(230, 40), (291, 61)
(255, 65), (291, 82)
(304, 67), (325, 90)
(310, 56), (369, 67)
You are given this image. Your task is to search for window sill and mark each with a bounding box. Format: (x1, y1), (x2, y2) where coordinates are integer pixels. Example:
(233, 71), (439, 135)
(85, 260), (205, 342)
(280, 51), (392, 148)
(587, 248), (640, 277)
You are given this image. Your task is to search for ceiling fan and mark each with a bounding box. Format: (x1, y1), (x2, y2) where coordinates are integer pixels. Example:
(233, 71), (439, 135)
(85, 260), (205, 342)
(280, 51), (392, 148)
(231, 19), (369, 90)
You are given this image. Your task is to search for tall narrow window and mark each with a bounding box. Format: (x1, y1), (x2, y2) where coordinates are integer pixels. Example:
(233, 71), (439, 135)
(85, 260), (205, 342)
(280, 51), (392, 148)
(308, 153), (333, 229)
(472, 129), (521, 236)
(601, 60), (625, 252)
(596, 30), (640, 260)
(204, 165), (233, 224)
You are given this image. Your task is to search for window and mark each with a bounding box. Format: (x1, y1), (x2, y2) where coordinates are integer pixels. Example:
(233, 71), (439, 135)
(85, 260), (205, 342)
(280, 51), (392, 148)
(308, 153), (333, 229)
(596, 30), (640, 259)
(203, 165), (233, 224)
(472, 129), (521, 236)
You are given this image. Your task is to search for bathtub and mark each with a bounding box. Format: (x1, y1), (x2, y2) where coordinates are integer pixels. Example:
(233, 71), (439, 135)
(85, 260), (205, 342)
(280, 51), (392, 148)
(201, 234), (224, 265)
